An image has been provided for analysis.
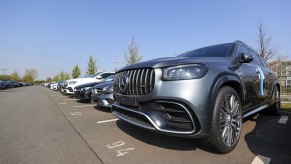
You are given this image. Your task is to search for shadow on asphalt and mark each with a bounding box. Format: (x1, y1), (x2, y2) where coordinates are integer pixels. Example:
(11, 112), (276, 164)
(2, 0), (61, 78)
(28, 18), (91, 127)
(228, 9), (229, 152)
(115, 120), (203, 151)
(245, 113), (291, 163)
(94, 106), (111, 113)
(76, 99), (91, 103)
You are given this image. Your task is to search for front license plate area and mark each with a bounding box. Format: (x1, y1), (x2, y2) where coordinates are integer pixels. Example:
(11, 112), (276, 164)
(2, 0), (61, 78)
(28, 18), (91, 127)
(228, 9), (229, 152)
(115, 94), (138, 106)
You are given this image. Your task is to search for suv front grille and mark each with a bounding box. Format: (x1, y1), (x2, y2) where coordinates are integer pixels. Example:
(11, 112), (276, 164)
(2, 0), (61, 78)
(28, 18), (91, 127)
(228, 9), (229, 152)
(114, 68), (155, 96)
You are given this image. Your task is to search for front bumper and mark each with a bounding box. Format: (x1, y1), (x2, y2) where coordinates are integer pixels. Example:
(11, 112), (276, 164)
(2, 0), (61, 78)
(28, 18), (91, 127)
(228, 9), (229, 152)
(74, 90), (91, 100)
(112, 68), (214, 138)
(92, 93), (114, 108)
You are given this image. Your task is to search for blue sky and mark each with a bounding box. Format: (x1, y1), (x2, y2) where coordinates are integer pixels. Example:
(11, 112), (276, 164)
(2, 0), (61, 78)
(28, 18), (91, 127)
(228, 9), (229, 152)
(0, 0), (290, 80)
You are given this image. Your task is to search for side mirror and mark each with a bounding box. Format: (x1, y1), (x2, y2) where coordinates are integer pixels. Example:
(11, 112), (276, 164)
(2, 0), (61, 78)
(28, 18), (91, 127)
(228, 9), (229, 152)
(240, 53), (253, 63)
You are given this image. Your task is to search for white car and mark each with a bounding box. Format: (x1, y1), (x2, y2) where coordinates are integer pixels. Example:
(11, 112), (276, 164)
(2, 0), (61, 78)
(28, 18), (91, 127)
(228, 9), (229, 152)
(50, 82), (59, 90)
(63, 72), (114, 95)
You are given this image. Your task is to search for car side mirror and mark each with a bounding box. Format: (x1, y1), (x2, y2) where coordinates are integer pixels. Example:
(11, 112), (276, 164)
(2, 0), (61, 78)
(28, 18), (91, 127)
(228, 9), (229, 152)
(240, 53), (253, 63)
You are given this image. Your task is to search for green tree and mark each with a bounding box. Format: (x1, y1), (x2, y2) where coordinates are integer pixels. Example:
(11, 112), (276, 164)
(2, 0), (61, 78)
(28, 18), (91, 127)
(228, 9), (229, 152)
(53, 74), (60, 81)
(86, 55), (98, 75)
(22, 69), (38, 83)
(59, 70), (70, 80)
(0, 75), (12, 80)
(72, 64), (81, 78)
(46, 77), (52, 82)
(64, 72), (70, 80)
(11, 69), (21, 81)
(125, 37), (142, 65)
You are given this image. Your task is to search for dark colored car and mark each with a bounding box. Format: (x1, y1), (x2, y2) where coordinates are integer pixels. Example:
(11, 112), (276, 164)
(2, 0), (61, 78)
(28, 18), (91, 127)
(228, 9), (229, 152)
(1, 80), (12, 88)
(112, 41), (280, 153)
(73, 82), (101, 101)
(74, 75), (115, 101)
(91, 81), (114, 108)
(0, 80), (5, 89)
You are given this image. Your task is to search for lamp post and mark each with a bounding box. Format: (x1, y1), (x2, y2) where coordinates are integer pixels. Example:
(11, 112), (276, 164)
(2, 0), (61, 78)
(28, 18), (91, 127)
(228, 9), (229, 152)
(114, 61), (119, 72)
(1, 68), (8, 79)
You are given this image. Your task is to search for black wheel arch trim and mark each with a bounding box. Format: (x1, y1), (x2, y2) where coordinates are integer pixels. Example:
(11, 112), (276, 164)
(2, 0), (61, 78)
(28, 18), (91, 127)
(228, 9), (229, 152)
(208, 73), (244, 115)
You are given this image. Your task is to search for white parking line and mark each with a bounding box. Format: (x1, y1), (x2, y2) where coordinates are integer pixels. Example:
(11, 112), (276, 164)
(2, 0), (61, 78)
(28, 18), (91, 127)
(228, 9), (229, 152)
(252, 155), (271, 164)
(278, 115), (288, 124)
(73, 104), (96, 108)
(97, 118), (119, 124)
(70, 112), (82, 115)
(64, 99), (79, 101)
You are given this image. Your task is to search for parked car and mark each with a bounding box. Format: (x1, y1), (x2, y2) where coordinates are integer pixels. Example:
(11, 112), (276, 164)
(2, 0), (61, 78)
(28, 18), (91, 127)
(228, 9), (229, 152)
(63, 72), (114, 95)
(73, 82), (102, 101)
(91, 81), (114, 108)
(1, 80), (12, 88)
(58, 81), (66, 92)
(111, 41), (280, 153)
(0, 80), (5, 89)
(74, 75), (115, 101)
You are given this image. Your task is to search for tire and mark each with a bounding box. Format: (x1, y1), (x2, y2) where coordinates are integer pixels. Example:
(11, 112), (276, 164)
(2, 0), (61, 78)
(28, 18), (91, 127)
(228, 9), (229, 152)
(202, 86), (242, 154)
(266, 86), (280, 115)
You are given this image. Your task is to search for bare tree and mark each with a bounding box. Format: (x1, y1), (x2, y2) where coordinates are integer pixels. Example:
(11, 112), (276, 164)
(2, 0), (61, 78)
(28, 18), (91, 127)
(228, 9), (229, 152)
(256, 18), (279, 62)
(125, 37), (142, 65)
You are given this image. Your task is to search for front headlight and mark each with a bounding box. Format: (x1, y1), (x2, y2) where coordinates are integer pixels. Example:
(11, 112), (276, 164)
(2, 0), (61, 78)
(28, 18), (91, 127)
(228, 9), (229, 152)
(162, 64), (208, 81)
(69, 81), (77, 85)
(82, 87), (92, 91)
(103, 86), (113, 94)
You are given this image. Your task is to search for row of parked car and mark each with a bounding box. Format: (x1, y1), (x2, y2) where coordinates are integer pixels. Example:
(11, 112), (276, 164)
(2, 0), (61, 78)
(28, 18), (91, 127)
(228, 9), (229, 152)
(0, 80), (32, 89)
(43, 72), (115, 108)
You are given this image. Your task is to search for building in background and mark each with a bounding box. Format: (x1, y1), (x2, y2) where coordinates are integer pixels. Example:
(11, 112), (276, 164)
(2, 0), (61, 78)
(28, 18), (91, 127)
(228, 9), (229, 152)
(268, 60), (291, 92)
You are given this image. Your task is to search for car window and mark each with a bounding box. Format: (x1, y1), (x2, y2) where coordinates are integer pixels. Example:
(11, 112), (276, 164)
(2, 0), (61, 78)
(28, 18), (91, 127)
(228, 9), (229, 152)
(180, 43), (234, 57)
(99, 73), (113, 79)
(104, 75), (114, 81)
(249, 50), (264, 67)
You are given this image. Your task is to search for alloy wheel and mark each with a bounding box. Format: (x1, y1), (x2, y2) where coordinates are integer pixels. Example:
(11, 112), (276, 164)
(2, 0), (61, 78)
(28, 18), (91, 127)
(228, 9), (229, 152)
(220, 94), (242, 147)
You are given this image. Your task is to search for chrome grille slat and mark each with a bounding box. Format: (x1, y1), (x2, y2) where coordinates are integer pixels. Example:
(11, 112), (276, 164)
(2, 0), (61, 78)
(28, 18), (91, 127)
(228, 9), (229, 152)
(149, 69), (154, 90)
(132, 70), (137, 95)
(136, 69), (140, 95)
(114, 68), (155, 96)
(144, 69), (149, 94)
(140, 69), (145, 95)
(128, 70), (133, 95)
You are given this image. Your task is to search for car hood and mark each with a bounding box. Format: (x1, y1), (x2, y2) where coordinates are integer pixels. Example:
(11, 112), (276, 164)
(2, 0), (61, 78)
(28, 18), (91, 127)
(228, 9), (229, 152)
(93, 81), (113, 89)
(75, 82), (103, 89)
(117, 57), (228, 71)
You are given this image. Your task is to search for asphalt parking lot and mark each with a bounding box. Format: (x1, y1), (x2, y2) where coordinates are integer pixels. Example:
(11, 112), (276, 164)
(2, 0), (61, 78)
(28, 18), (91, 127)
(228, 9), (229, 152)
(0, 86), (291, 164)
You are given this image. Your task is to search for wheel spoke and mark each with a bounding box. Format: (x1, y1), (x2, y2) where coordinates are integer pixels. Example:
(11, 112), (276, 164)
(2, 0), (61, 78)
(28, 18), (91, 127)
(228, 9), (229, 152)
(227, 125), (232, 145)
(220, 93), (242, 147)
(230, 95), (235, 110)
(222, 126), (228, 141)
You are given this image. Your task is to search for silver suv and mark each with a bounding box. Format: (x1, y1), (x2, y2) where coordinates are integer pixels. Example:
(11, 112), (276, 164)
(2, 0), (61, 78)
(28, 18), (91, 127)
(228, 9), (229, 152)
(112, 41), (280, 153)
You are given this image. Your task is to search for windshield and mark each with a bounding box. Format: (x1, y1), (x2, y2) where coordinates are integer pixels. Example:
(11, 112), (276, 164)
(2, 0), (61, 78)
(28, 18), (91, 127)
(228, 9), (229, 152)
(104, 75), (115, 81)
(88, 72), (103, 78)
(179, 43), (234, 57)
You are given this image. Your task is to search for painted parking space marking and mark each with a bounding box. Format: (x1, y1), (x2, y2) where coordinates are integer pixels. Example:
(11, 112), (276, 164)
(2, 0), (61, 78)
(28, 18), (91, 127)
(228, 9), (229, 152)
(278, 115), (288, 124)
(70, 112), (82, 115)
(252, 155), (271, 164)
(106, 141), (134, 157)
(59, 102), (67, 104)
(73, 104), (96, 108)
(97, 118), (119, 124)
(64, 99), (79, 101)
